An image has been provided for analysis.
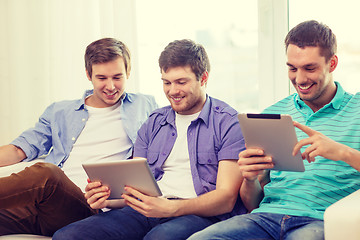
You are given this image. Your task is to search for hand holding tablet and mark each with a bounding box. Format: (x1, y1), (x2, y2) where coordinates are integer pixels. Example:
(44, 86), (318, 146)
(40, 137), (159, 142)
(238, 113), (305, 172)
(82, 158), (162, 199)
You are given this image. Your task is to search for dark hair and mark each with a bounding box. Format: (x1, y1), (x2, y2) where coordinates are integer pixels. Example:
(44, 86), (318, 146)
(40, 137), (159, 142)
(158, 39), (210, 80)
(285, 20), (337, 62)
(85, 38), (131, 78)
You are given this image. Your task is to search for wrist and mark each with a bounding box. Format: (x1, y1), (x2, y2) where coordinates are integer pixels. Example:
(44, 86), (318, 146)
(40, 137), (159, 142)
(243, 177), (259, 187)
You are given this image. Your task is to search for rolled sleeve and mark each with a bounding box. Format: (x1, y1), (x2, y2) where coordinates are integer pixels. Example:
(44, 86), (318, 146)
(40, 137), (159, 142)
(11, 104), (54, 161)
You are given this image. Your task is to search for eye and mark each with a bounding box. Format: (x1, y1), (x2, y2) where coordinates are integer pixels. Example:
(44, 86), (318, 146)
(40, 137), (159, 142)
(288, 67), (297, 72)
(306, 67), (316, 72)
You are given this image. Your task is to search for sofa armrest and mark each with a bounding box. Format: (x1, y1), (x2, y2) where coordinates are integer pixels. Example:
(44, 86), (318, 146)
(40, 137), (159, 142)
(324, 189), (360, 240)
(0, 159), (44, 178)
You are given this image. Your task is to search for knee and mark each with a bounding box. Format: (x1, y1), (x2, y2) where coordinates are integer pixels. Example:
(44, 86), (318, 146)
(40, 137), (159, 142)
(52, 225), (80, 240)
(144, 224), (179, 240)
(52, 228), (71, 240)
(31, 162), (66, 184)
(286, 222), (324, 240)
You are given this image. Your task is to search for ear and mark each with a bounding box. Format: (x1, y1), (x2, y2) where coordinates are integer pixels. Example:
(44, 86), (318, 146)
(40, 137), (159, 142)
(329, 55), (338, 73)
(86, 70), (92, 81)
(200, 71), (209, 86)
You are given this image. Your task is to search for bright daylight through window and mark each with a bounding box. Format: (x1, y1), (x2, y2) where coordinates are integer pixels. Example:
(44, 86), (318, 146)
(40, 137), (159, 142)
(135, 0), (259, 112)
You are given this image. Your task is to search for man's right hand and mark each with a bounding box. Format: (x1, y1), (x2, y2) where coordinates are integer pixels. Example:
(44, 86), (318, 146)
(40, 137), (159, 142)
(238, 148), (273, 211)
(238, 148), (274, 182)
(84, 180), (111, 209)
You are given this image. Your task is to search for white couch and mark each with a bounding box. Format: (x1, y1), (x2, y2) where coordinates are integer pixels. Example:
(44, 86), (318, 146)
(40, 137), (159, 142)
(1, 161), (359, 240)
(324, 189), (360, 240)
(0, 235), (51, 240)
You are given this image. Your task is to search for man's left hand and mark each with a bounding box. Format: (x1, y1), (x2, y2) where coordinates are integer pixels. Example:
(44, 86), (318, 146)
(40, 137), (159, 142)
(293, 121), (350, 163)
(122, 186), (179, 218)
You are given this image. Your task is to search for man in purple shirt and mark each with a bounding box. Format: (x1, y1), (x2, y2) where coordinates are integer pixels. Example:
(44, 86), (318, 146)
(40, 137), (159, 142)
(53, 39), (247, 240)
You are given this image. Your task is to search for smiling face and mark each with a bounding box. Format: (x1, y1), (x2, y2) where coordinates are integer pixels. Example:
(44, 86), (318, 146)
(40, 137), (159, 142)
(286, 44), (338, 112)
(86, 57), (127, 108)
(162, 65), (207, 115)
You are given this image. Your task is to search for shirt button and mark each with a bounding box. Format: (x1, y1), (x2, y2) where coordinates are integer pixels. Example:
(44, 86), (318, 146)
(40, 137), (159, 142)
(72, 137), (76, 141)
(172, 132), (175, 136)
(215, 107), (219, 110)
(162, 152), (166, 156)
(82, 118), (86, 122)
(208, 159), (211, 163)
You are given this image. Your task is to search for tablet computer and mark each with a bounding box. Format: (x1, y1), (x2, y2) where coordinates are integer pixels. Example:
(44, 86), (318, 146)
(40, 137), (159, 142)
(82, 158), (162, 199)
(238, 113), (305, 172)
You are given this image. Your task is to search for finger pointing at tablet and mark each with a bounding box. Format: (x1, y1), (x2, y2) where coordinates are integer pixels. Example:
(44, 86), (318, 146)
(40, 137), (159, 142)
(293, 121), (352, 163)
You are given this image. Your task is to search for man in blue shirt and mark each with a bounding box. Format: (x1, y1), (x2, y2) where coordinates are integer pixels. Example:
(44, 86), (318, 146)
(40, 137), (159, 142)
(188, 20), (360, 240)
(0, 38), (158, 236)
(52, 39), (247, 240)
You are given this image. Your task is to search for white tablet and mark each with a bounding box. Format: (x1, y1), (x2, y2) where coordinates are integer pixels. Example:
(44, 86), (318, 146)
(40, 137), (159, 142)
(238, 113), (305, 172)
(82, 158), (162, 199)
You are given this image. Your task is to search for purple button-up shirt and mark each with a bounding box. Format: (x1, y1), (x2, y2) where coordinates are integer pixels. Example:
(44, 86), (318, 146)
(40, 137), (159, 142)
(134, 95), (247, 219)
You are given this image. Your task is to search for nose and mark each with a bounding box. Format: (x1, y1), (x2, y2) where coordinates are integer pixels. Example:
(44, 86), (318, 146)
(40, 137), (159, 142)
(295, 70), (307, 84)
(168, 83), (179, 95)
(106, 80), (115, 90)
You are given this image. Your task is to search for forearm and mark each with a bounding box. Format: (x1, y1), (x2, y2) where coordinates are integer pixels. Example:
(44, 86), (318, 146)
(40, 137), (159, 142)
(240, 178), (264, 212)
(171, 189), (238, 217)
(0, 145), (26, 167)
(342, 146), (360, 172)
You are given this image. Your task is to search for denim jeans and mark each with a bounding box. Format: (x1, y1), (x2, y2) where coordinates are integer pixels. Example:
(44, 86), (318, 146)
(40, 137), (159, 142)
(188, 212), (324, 240)
(52, 206), (219, 240)
(0, 162), (96, 236)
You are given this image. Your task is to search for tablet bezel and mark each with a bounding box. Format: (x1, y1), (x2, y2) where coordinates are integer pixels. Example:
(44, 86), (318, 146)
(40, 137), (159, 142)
(238, 113), (305, 172)
(82, 158), (162, 199)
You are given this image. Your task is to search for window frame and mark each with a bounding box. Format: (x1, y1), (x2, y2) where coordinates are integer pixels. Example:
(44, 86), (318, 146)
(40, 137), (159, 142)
(257, 0), (289, 111)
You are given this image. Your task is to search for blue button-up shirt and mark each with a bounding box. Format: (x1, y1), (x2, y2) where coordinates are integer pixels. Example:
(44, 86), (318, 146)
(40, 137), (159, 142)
(134, 95), (247, 219)
(11, 90), (158, 167)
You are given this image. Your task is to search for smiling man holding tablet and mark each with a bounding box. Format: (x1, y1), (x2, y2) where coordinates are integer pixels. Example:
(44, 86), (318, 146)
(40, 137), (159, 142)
(189, 20), (360, 240)
(53, 39), (247, 240)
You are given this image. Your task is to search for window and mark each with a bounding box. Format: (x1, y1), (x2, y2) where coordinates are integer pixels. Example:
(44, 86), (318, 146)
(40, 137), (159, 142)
(135, 0), (260, 112)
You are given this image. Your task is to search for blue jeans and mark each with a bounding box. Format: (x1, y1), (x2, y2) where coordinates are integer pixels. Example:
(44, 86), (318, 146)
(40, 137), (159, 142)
(188, 212), (324, 240)
(52, 206), (218, 240)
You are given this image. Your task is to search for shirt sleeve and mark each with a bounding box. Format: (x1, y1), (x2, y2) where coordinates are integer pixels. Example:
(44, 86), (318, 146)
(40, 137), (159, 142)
(133, 118), (150, 159)
(10, 103), (54, 161)
(149, 95), (159, 112)
(217, 113), (246, 161)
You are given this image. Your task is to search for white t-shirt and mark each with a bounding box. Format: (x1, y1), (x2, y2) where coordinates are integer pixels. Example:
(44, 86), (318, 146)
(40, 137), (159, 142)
(62, 100), (132, 192)
(157, 112), (200, 199)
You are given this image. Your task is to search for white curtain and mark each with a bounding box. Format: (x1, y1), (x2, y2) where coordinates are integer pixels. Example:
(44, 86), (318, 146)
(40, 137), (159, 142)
(0, 0), (138, 145)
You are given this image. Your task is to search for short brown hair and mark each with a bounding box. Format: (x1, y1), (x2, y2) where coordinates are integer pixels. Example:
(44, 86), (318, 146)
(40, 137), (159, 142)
(158, 39), (210, 80)
(85, 38), (131, 78)
(285, 20), (337, 62)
